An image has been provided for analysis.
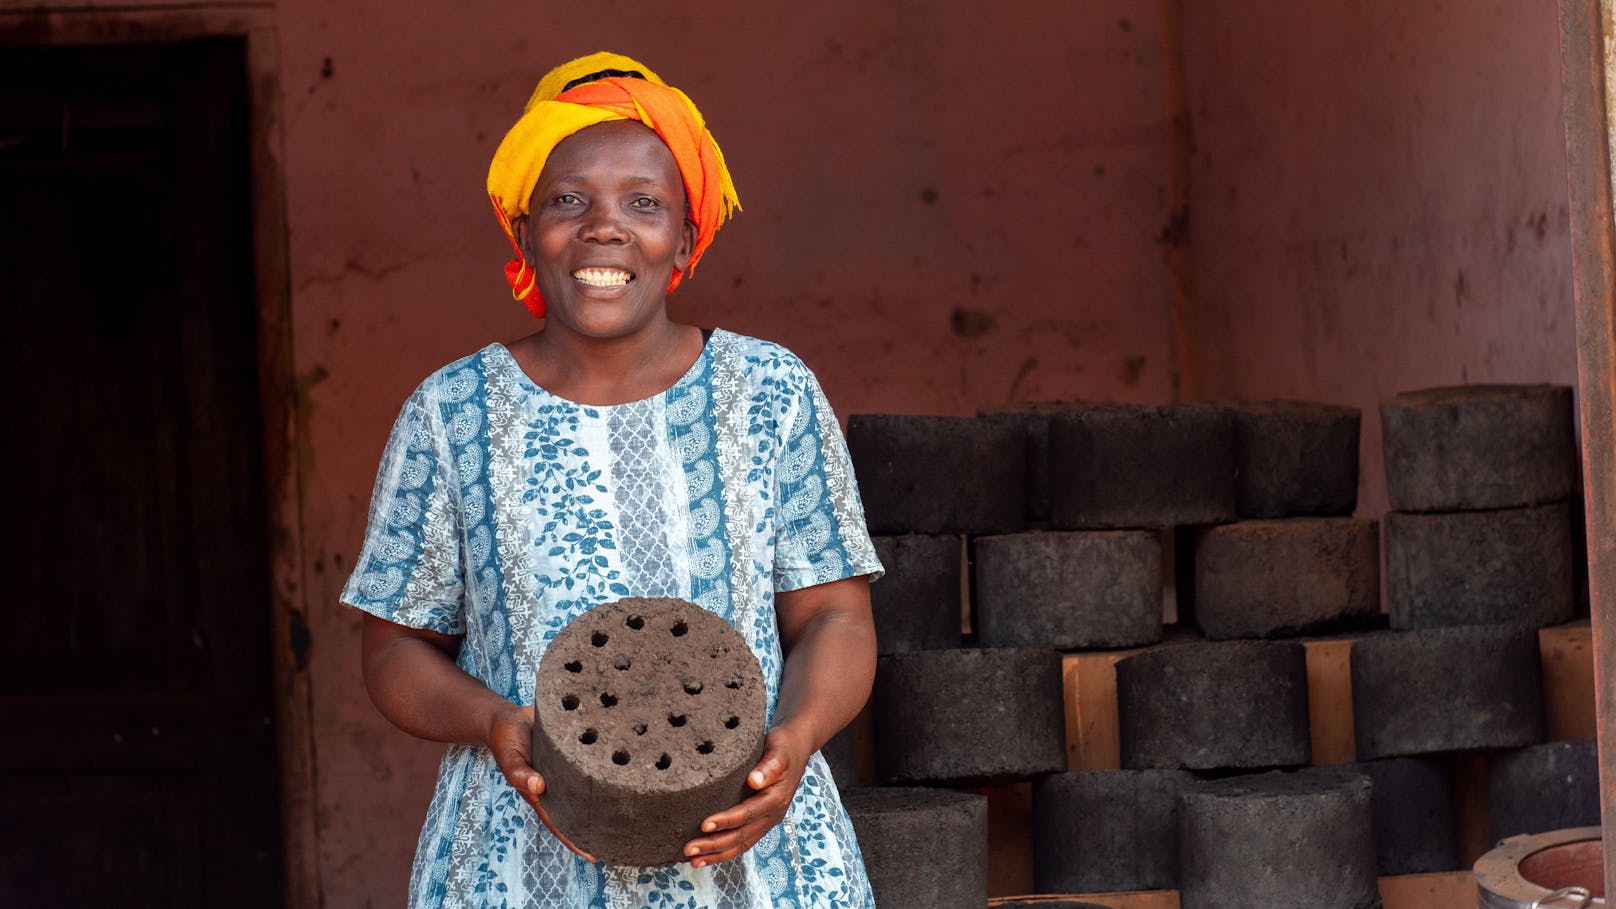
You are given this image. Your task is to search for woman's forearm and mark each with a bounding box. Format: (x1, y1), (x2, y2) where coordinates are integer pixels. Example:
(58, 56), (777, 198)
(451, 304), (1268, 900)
(360, 613), (519, 747)
(770, 578), (878, 754)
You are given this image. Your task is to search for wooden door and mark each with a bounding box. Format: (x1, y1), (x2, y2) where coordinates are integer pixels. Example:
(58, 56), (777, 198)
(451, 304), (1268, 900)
(0, 39), (283, 906)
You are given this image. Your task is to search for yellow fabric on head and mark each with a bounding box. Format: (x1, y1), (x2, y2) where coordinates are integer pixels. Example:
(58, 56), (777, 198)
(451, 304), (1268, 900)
(486, 52), (740, 318)
(523, 52), (668, 113)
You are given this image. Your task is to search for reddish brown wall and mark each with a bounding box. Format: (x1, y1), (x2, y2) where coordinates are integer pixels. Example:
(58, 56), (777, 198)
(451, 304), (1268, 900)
(1180, 0), (1576, 517)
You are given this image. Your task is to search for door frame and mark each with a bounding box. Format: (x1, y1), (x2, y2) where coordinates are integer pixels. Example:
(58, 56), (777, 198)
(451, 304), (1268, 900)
(0, 7), (313, 906)
(1559, 0), (1616, 893)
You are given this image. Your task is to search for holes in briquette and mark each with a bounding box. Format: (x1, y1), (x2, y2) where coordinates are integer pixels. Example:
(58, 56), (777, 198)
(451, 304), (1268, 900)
(668, 713), (687, 728)
(632, 723), (648, 736)
(683, 680), (704, 695)
(671, 621), (688, 637)
(561, 694), (580, 711)
(626, 615), (645, 630)
(599, 692), (618, 708)
(612, 750), (630, 766)
(696, 741), (715, 755)
(591, 631), (610, 647)
(563, 660), (582, 674)
(724, 716), (740, 730)
(614, 657), (632, 671)
(655, 754), (672, 771)
(579, 729), (598, 745)
(724, 680), (742, 690)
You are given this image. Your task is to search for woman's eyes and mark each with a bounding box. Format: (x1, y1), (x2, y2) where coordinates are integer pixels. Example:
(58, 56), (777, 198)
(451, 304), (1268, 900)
(548, 193), (663, 210)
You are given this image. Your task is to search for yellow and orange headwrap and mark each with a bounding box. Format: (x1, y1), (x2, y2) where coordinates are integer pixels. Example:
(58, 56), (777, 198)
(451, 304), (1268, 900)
(487, 52), (741, 318)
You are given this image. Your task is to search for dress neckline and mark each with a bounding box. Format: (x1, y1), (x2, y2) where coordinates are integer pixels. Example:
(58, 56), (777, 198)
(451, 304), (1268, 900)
(485, 328), (719, 410)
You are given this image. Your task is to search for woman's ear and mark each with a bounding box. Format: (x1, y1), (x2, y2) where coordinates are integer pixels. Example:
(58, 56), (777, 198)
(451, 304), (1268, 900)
(511, 214), (532, 261)
(674, 218), (696, 273)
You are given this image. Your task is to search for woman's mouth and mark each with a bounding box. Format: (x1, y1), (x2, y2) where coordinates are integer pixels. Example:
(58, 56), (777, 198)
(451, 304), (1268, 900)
(572, 267), (634, 287)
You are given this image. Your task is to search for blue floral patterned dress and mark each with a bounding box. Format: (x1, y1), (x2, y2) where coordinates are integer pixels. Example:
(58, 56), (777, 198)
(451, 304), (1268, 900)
(341, 329), (884, 909)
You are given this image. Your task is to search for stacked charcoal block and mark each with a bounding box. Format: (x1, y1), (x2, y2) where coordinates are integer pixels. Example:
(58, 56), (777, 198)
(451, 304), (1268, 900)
(1358, 384), (1591, 853)
(842, 414), (1058, 909)
(839, 389), (1590, 907)
(1379, 385), (1576, 631)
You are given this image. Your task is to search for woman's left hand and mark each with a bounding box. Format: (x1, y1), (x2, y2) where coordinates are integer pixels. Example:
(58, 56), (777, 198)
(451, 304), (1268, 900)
(681, 723), (811, 867)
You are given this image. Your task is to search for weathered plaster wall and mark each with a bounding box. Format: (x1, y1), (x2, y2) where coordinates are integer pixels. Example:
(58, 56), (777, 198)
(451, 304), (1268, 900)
(1180, 0), (1576, 517)
(277, 2), (1180, 902)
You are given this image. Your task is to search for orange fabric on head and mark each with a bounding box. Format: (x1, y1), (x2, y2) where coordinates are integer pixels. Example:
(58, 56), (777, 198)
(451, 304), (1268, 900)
(486, 55), (739, 318)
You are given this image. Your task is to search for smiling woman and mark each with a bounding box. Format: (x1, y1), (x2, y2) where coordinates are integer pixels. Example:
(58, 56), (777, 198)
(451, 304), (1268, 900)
(510, 121), (699, 385)
(342, 53), (884, 909)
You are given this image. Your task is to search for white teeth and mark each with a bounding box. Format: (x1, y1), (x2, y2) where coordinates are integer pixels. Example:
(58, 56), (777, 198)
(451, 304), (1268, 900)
(573, 267), (633, 287)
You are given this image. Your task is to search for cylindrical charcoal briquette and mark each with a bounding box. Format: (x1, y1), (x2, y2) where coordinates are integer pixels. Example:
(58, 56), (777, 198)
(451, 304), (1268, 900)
(1048, 403), (1237, 529)
(841, 787), (987, 909)
(869, 534), (962, 654)
(531, 598), (767, 865)
(1352, 757), (1457, 875)
(1191, 518), (1379, 639)
(874, 648), (1066, 783)
(1384, 503), (1574, 630)
(1488, 740), (1599, 839)
(847, 414), (1026, 534)
(821, 723), (856, 790)
(1221, 399), (1360, 518)
(973, 531), (1163, 649)
(1032, 769), (1193, 893)
(1116, 641), (1310, 770)
(1178, 768), (1381, 909)
(1380, 384), (1574, 512)
(1351, 625), (1544, 760)
(979, 401), (1104, 525)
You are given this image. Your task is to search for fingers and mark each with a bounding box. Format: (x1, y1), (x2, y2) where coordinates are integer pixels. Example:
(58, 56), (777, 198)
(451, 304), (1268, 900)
(484, 705), (594, 860)
(746, 748), (788, 791)
(685, 769), (797, 866)
(684, 802), (771, 868)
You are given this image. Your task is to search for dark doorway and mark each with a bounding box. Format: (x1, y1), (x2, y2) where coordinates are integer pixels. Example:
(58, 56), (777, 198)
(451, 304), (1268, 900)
(0, 39), (283, 906)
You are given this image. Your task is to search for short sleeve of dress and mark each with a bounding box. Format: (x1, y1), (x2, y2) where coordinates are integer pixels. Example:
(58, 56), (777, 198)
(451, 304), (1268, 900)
(339, 388), (467, 634)
(772, 364), (885, 592)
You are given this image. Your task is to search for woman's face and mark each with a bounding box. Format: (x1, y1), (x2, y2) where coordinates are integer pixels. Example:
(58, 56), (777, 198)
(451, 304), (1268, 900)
(518, 120), (696, 341)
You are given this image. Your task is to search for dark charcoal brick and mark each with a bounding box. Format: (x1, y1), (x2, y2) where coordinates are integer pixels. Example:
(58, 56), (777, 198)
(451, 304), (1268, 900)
(1488, 740), (1599, 839)
(1191, 518), (1379, 639)
(1380, 384), (1575, 512)
(979, 401), (1103, 525)
(874, 648), (1066, 783)
(1351, 625), (1544, 759)
(1116, 641), (1310, 770)
(1032, 769), (1193, 892)
(870, 534), (962, 654)
(1352, 757), (1458, 875)
(822, 723), (856, 790)
(531, 598), (767, 865)
(1221, 399), (1360, 518)
(1384, 503), (1574, 630)
(973, 530), (1163, 649)
(847, 414), (1026, 534)
(1049, 403), (1238, 529)
(1179, 768), (1381, 909)
(842, 787), (987, 909)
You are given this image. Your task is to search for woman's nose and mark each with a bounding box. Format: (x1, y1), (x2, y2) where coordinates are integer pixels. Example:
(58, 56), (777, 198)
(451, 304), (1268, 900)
(579, 205), (629, 243)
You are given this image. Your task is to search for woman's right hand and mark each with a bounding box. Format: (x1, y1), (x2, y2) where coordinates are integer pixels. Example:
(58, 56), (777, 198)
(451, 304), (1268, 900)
(486, 703), (597, 862)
